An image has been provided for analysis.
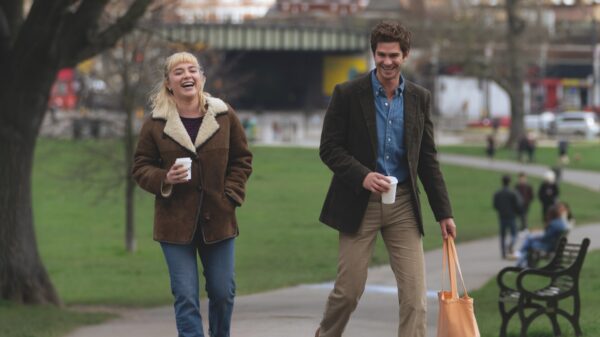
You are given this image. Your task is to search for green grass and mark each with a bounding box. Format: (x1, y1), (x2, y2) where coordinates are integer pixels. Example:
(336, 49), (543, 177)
(29, 139), (600, 304)
(0, 301), (113, 337)
(472, 249), (600, 337)
(3, 139), (600, 337)
(440, 142), (600, 172)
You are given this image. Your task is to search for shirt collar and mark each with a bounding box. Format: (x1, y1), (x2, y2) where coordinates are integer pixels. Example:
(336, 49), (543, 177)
(371, 69), (404, 97)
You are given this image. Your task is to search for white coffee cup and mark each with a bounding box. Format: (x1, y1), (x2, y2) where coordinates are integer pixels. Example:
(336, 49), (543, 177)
(175, 157), (192, 181)
(381, 176), (399, 204)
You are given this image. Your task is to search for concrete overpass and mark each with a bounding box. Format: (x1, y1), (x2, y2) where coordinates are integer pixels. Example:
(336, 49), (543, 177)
(157, 23), (369, 52)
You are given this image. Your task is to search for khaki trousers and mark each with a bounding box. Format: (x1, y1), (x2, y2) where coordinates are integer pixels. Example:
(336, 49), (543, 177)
(318, 182), (427, 337)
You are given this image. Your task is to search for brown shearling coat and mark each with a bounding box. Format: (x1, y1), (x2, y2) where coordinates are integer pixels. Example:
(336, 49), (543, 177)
(319, 73), (452, 234)
(132, 96), (252, 244)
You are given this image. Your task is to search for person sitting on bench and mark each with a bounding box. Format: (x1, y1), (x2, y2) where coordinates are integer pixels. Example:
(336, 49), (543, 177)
(515, 202), (569, 267)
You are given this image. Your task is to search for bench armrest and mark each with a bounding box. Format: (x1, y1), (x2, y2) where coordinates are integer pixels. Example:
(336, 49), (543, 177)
(516, 268), (573, 298)
(497, 266), (524, 291)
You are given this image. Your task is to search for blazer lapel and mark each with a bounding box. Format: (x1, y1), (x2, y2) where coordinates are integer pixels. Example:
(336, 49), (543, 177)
(357, 76), (378, 156)
(403, 83), (419, 160)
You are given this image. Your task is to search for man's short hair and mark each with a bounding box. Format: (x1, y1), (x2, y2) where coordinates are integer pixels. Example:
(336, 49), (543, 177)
(370, 21), (411, 57)
(502, 174), (511, 186)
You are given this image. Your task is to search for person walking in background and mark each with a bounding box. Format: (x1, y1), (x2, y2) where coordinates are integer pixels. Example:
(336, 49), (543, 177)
(558, 138), (569, 165)
(132, 52), (252, 337)
(315, 21), (456, 337)
(526, 131), (536, 162)
(486, 133), (496, 160)
(515, 203), (569, 267)
(514, 172), (534, 231)
(538, 170), (559, 219)
(517, 134), (529, 163)
(493, 175), (522, 259)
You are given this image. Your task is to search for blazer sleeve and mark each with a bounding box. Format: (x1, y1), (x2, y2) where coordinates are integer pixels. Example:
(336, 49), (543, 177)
(132, 118), (168, 196)
(319, 84), (371, 194)
(417, 90), (453, 221)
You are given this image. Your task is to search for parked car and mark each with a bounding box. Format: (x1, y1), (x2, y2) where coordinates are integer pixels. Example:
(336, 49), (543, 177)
(524, 112), (555, 134)
(550, 111), (600, 139)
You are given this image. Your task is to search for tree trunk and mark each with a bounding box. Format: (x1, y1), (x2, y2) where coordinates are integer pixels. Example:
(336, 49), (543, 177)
(122, 50), (137, 253)
(124, 102), (136, 253)
(0, 84), (61, 305)
(505, 0), (525, 148)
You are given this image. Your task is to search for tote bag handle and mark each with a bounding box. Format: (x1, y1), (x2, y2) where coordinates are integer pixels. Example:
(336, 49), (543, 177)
(441, 237), (469, 299)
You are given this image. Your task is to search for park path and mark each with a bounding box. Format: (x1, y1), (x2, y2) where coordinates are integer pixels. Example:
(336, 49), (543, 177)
(65, 155), (600, 337)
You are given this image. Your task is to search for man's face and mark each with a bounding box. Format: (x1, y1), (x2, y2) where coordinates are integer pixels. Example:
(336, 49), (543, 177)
(373, 42), (407, 82)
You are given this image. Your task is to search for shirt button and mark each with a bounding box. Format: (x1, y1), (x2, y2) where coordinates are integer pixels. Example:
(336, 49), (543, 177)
(385, 155), (389, 159)
(388, 138), (391, 142)
(389, 120), (392, 124)
(384, 102), (388, 106)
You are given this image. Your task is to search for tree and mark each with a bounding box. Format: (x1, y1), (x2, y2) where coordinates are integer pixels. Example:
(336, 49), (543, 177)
(416, 1), (544, 147)
(503, 0), (527, 147)
(78, 23), (171, 253)
(0, 0), (154, 305)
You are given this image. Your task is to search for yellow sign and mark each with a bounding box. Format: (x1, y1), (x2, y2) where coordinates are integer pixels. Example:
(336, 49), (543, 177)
(323, 55), (368, 96)
(77, 58), (95, 75)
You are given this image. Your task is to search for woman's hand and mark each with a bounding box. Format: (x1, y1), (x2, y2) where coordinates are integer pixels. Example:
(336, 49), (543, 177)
(164, 163), (189, 185)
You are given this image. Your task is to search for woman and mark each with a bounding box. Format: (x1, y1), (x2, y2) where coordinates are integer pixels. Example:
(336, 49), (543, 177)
(132, 52), (252, 337)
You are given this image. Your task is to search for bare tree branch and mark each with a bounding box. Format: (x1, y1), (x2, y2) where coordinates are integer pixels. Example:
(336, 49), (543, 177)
(63, 0), (154, 67)
(0, 0), (23, 46)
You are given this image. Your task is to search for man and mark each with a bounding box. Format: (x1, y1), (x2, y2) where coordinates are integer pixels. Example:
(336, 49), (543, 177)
(493, 175), (522, 259)
(514, 172), (534, 231)
(315, 21), (456, 337)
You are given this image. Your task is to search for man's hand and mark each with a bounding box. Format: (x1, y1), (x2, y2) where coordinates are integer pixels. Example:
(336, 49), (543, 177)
(362, 172), (391, 194)
(439, 218), (457, 239)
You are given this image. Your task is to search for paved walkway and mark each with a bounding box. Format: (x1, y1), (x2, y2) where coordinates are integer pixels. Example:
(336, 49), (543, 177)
(65, 155), (600, 337)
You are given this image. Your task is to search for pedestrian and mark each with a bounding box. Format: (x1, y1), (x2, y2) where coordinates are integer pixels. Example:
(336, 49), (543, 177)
(132, 52), (252, 337)
(526, 131), (536, 162)
(515, 202), (569, 267)
(493, 175), (522, 259)
(315, 21), (456, 337)
(517, 134), (529, 163)
(538, 170), (559, 219)
(514, 172), (534, 231)
(558, 138), (569, 165)
(486, 133), (496, 160)
(491, 117), (500, 134)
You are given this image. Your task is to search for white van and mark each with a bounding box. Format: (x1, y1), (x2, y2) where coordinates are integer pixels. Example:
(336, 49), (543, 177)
(552, 112), (600, 140)
(525, 112), (555, 133)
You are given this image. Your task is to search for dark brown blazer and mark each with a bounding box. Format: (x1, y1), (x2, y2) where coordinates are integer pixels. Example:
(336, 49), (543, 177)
(319, 73), (452, 234)
(132, 96), (252, 244)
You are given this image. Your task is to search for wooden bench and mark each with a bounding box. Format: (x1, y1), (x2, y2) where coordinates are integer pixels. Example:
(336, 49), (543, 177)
(526, 229), (570, 268)
(497, 237), (590, 337)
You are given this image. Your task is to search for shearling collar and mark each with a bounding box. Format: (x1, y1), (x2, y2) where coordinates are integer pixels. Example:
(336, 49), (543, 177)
(152, 96), (229, 154)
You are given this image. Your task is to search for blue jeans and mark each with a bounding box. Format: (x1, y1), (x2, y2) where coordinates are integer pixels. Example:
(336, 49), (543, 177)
(160, 237), (235, 337)
(499, 217), (517, 258)
(516, 233), (545, 267)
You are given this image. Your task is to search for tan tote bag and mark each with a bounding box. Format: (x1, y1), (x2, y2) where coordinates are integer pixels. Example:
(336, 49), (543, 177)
(437, 237), (481, 337)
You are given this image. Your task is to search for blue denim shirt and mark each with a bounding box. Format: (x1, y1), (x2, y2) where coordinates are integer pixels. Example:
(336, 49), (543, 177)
(371, 70), (408, 183)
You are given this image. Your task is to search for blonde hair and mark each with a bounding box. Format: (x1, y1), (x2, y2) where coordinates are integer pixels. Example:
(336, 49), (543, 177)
(150, 52), (206, 114)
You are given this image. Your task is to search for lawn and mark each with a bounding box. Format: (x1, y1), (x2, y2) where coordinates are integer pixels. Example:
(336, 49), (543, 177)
(2, 139), (600, 337)
(440, 142), (600, 172)
(472, 249), (600, 337)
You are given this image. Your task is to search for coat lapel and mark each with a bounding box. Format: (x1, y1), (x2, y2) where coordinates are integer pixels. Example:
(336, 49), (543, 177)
(194, 96), (228, 148)
(357, 75), (378, 156)
(152, 95), (229, 154)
